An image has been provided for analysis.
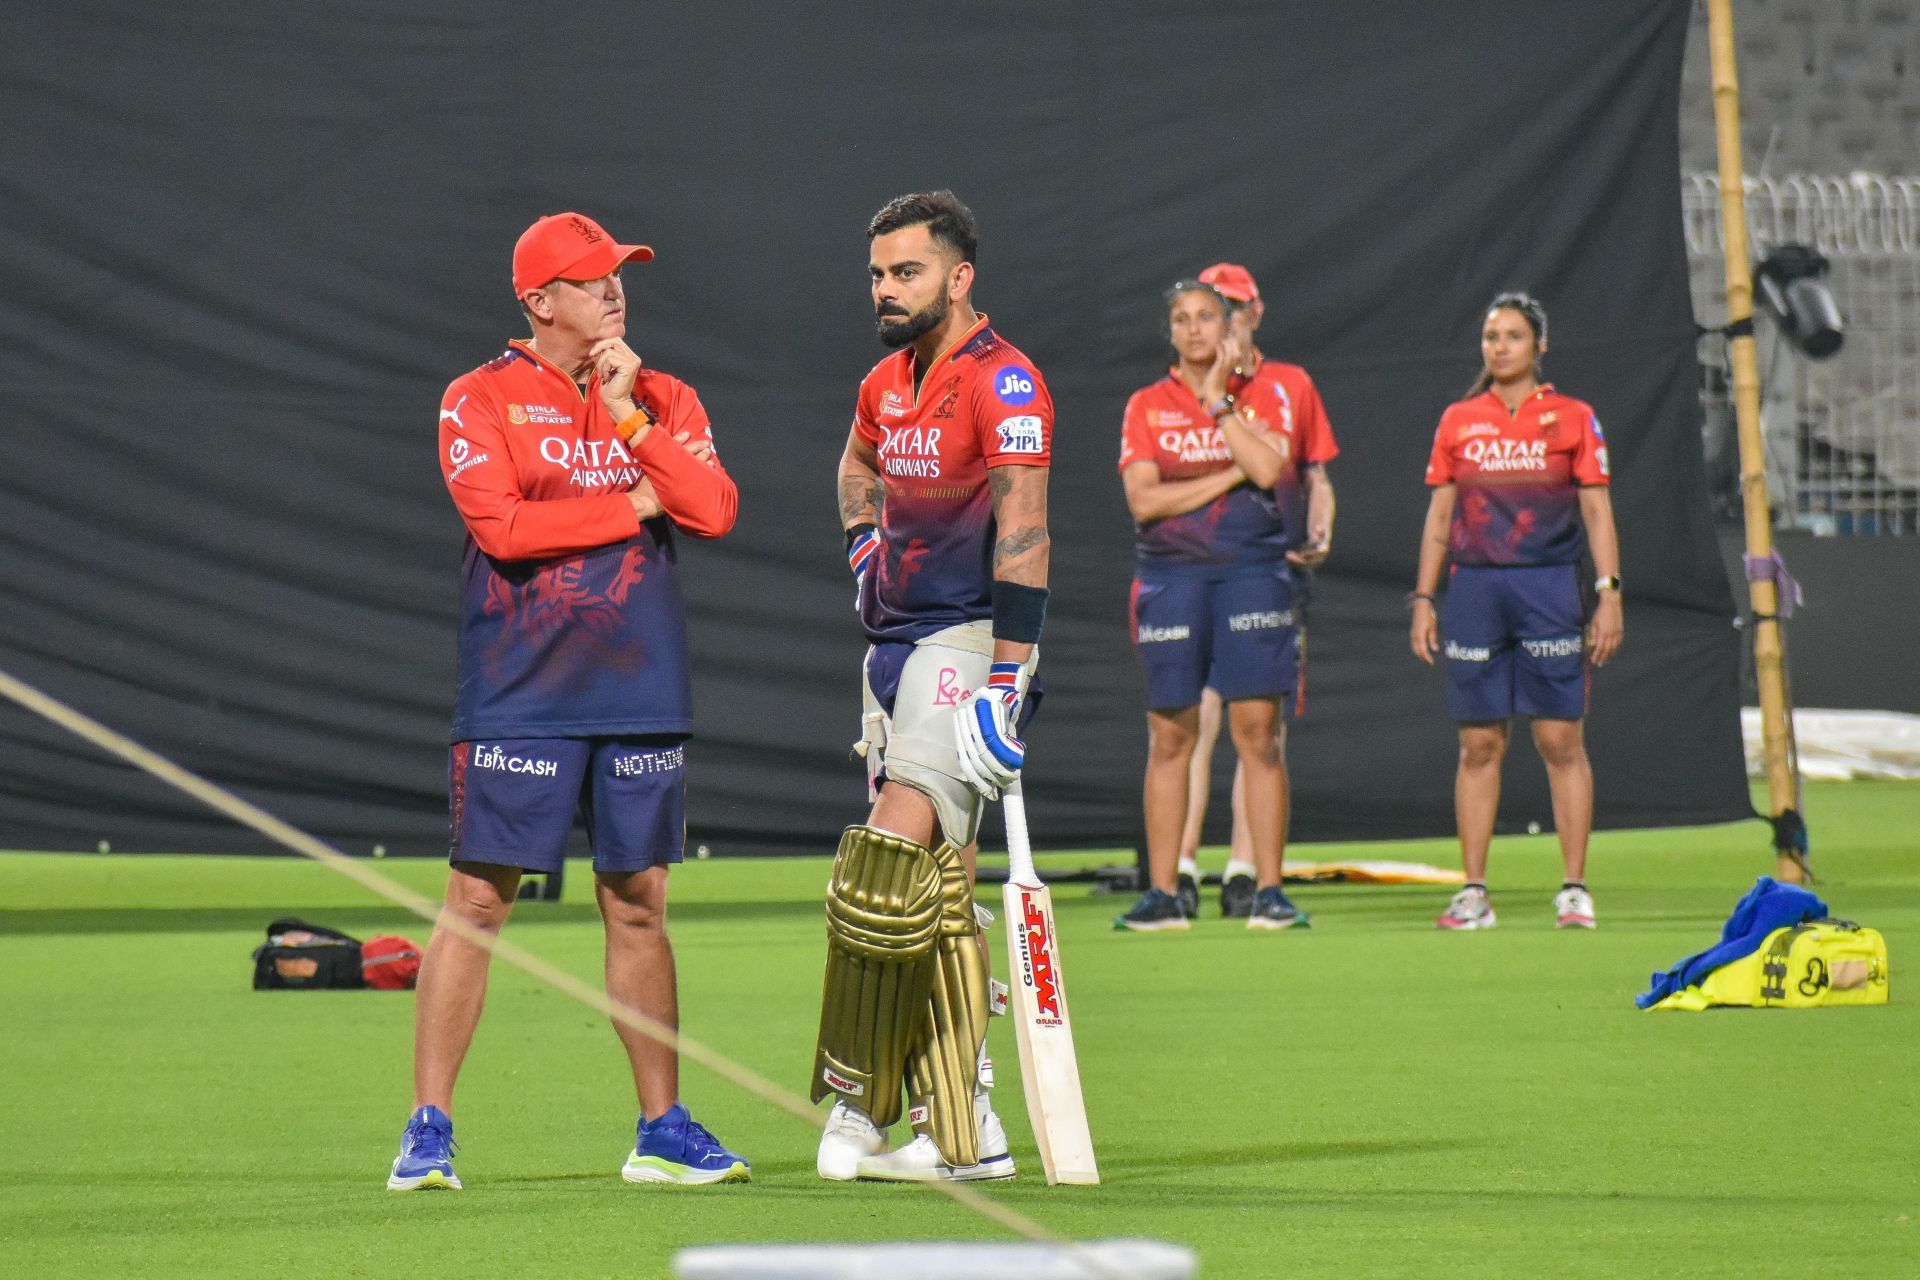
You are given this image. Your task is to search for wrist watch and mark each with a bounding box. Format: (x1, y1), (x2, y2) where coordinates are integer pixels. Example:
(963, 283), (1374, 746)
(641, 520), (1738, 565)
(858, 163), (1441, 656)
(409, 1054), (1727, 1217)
(1594, 574), (1621, 593)
(1208, 394), (1236, 419)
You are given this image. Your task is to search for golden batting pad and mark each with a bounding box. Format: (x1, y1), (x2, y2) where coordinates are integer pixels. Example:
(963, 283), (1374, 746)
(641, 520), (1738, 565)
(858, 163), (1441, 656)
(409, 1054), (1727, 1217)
(811, 825), (942, 1127)
(903, 840), (991, 1168)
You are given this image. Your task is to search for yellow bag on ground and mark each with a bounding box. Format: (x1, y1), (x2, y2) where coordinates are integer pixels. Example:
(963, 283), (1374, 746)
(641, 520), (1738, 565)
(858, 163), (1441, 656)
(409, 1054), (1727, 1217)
(1650, 919), (1890, 1011)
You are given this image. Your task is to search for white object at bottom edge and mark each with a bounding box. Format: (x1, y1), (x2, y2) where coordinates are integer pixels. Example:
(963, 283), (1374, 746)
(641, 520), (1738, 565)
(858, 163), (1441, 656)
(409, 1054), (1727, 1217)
(673, 1238), (1196, 1280)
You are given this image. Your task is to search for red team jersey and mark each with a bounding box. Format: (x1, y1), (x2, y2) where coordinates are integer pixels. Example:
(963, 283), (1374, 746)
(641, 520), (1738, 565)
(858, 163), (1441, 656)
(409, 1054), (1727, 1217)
(438, 340), (737, 740)
(852, 314), (1053, 642)
(1118, 358), (1338, 572)
(1424, 384), (1609, 566)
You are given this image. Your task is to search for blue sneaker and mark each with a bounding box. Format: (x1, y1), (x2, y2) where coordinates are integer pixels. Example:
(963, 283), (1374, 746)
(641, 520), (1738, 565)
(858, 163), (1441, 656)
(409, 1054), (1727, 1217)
(1114, 886), (1191, 932)
(1247, 885), (1311, 930)
(388, 1105), (461, 1191)
(622, 1103), (750, 1185)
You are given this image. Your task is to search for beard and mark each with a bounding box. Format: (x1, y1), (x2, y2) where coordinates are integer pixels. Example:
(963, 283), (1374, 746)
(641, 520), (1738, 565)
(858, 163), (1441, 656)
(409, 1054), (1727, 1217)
(876, 293), (947, 348)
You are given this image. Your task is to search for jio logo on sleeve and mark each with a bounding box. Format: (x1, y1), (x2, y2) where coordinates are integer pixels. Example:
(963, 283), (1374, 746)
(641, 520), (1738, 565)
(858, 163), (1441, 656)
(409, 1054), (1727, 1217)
(994, 366), (1037, 405)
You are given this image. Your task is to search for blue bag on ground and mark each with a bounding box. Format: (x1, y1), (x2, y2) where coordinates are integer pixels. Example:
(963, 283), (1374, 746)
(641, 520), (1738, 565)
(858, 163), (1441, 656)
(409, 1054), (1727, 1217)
(1635, 877), (1827, 1008)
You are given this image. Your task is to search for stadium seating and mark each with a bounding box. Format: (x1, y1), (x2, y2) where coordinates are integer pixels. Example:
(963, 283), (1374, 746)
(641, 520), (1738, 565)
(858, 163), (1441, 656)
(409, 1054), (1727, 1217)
(1678, 0), (1918, 175)
(1681, 1), (1919, 531)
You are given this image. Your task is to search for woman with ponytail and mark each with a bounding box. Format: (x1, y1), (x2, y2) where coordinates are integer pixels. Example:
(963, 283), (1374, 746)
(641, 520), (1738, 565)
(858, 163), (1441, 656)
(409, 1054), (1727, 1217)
(1409, 293), (1623, 931)
(1114, 278), (1339, 933)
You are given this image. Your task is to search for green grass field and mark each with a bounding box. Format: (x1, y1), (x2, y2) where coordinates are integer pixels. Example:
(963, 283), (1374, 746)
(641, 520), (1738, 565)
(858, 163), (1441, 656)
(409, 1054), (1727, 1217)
(3, 781), (1915, 1278)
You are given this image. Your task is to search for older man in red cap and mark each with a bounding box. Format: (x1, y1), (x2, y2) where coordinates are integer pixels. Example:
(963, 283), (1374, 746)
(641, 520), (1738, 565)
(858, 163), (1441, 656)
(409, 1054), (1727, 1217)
(388, 212), (748, 1191)
(1170, 262), (1339, 918)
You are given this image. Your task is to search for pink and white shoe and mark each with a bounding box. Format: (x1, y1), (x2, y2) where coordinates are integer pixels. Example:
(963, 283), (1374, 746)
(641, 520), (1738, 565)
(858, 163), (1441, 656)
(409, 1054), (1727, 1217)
(1554, 886), (1597, 929)
(1437, 886), (1496, 930)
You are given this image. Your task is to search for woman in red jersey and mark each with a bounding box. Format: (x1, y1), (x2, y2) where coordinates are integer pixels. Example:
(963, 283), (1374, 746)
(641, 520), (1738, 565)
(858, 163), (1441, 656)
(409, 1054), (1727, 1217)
(1115, 279), (1336, 932)
(1410, 292), (1623, 932)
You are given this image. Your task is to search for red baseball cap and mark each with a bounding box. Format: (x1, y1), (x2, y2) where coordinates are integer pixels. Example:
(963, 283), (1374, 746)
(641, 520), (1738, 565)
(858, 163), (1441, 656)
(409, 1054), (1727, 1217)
(1198, 262), (1259, 303)
(512, 212), (653, 295)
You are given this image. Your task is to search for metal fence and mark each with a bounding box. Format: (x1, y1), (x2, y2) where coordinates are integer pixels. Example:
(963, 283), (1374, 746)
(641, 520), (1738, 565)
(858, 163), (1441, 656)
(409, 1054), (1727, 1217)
(1684, 172), (1920, 534)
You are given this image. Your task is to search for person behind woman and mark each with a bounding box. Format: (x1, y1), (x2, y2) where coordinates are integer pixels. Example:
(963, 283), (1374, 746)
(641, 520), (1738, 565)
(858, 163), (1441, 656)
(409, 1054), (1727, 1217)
(1409, 292), (1623, 930)
(1115, 279), (1338, 932)
(1172, 263), (1336, 919)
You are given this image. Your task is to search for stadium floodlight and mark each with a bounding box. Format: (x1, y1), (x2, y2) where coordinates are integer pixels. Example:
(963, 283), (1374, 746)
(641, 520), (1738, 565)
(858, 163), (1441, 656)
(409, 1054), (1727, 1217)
(1755, 244), (1844, 359)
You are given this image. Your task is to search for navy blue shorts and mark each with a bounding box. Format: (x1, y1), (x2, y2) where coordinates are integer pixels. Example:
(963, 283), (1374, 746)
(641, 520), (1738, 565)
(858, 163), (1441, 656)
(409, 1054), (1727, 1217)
(1130, 567), (1301, 713)
(1443, 565), (1589, 722)
(448, 736), (687, 874)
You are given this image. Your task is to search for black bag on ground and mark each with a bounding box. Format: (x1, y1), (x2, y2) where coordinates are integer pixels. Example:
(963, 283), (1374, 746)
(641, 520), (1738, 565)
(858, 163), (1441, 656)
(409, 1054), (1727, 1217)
(252, 917), (365, 990)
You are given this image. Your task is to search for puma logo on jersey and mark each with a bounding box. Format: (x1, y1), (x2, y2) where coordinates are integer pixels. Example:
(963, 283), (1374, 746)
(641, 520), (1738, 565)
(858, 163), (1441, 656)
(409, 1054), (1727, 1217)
(440, 396), (470, 432)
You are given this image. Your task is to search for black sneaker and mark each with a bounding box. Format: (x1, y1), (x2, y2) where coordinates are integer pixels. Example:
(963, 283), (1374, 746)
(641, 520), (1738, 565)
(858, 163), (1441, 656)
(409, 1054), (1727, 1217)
(1247, 885), (1311, 931)
(1175, 873), (1199, 919)
(1114, 886), (1191, 932)
(1220, 873), (1256, 919)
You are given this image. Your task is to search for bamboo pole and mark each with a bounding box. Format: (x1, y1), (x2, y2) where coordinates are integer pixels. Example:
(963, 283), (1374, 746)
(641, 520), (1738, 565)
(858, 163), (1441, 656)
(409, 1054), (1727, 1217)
(1705, 0), (1807, 882)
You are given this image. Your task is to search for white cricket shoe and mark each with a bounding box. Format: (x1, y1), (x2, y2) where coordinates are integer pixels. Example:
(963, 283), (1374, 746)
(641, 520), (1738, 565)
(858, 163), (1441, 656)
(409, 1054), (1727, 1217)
(855, 1097), (1014, 1183)
(816, 1099), (884, 1181)
(1437, 885), (1497, 930)
(1554, 885), (1597, 929)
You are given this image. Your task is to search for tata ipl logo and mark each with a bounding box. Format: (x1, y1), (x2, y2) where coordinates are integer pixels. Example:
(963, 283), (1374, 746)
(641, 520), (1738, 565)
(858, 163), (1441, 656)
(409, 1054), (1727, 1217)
(1019, 890), (1063, 1025)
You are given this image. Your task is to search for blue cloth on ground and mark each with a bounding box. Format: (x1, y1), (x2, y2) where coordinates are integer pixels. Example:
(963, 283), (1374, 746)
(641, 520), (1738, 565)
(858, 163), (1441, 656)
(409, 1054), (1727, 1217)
(1634, 877), (1829, 1008)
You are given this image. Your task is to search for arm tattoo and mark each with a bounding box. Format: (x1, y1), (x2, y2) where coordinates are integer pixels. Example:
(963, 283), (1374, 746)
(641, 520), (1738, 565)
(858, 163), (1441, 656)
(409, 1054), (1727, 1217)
(994, 525), (1048, 569)
(839, 475), (883, 527)
(988, 466), (1049, 584)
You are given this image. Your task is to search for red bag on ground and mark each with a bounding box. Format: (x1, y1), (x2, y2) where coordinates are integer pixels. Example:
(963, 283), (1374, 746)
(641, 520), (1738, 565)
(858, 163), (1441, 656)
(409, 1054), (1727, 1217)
(360, 935), (424, 990)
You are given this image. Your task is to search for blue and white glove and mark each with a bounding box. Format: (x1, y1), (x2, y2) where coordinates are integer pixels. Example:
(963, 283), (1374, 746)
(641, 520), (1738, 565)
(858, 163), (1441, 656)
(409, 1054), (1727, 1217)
(846, 523), (878, 611)
(954, 661), (1028, 800)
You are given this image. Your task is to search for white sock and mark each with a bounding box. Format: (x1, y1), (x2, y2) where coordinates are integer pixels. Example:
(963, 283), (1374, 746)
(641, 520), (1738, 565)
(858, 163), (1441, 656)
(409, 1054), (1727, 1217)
(1176, 857), (1199, 880)
(1224, 858), (1256, 883)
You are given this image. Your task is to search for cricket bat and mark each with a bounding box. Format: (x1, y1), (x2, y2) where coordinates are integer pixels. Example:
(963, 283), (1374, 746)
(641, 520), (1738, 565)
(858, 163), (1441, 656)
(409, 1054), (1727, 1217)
(999, 780), (1100, 1185)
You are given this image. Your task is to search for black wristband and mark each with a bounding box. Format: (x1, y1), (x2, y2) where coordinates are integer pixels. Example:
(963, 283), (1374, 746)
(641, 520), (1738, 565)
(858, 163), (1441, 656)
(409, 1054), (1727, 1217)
(844, 522), (876, 552)
(990, 581), (1049, 644)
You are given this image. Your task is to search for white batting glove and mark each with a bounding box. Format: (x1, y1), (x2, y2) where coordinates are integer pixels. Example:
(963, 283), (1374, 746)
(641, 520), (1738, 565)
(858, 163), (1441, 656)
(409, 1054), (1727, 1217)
(953, 662), (1027, 800)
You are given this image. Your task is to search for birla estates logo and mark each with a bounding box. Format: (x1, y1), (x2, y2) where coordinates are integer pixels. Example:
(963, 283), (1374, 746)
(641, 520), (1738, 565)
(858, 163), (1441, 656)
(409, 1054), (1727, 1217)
(1018, 891), (1063, 1025)
(880, 390), (908, 418)
(513, 403), (573, 426)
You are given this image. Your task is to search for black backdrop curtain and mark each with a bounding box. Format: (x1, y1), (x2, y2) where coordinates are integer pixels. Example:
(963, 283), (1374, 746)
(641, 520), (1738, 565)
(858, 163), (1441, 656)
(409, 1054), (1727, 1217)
(0, 0), (1749, 856)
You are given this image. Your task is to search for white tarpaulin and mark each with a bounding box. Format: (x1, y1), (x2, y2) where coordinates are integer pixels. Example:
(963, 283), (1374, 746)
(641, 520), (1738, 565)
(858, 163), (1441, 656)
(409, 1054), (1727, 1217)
(1741, 709), (1920, 781)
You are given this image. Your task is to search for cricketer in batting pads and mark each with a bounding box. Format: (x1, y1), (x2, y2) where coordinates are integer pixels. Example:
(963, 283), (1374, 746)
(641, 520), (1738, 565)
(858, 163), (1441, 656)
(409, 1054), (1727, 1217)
(389, 212), (748, 1192)
(814, 190), (1054, 1183)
